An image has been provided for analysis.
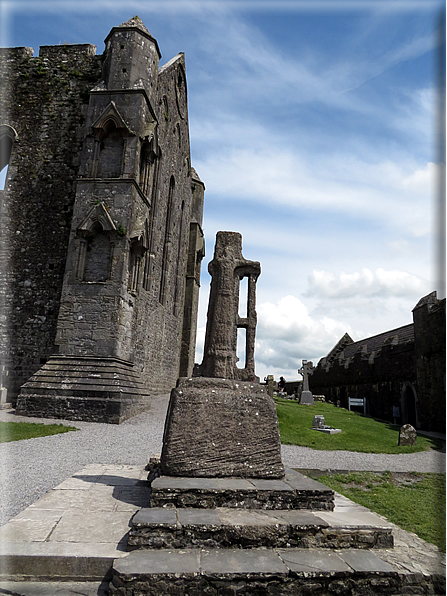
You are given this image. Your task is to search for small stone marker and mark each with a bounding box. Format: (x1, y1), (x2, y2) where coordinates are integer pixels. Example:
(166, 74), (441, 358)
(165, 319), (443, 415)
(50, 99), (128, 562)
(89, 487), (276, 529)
(398, 424), (417, 446)
(311, 414), (341, 435)
(267, 375), (274, 399)
(299, 360), (315, 405)
(312, 415), (326, 428)
(0, 366), (11, 410)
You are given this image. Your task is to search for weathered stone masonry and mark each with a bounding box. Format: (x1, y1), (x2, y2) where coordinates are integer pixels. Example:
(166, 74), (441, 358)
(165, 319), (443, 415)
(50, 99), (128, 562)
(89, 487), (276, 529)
(311, 292), (446, 433)
(0, 17), (205, 422)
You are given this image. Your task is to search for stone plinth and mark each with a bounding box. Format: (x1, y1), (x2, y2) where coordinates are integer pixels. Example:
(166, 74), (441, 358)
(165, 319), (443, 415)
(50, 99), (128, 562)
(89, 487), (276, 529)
(300, 390), (315, 405)
(160, 377), (284, 479)
(15, 356), (151, 424)
(150, 469), (334, 511)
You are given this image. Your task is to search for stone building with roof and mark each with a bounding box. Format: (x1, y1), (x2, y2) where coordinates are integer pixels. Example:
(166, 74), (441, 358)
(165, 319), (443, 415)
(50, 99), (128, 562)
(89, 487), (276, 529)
(0, 17), (205, 422)
(310, 292), (445, 433)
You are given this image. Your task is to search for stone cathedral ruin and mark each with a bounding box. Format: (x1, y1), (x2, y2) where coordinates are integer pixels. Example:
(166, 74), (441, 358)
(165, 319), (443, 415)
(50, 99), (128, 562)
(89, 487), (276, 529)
(0, 17), (206, 423)
(1, 18), (445, 595)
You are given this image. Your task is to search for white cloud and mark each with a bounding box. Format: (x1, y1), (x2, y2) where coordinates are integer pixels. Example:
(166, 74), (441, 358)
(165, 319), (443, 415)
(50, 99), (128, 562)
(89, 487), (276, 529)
(306, 267), (427, 299)
(254, 295), (353, 378)
(195, 146), (436, 236)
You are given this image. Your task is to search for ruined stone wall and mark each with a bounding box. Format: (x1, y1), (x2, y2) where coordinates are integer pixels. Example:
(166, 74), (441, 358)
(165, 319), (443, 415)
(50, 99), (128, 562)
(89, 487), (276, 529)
(311, 343), (416, 426)
(413, 297), (446, 432)
(1, 23), (204, 409)
(0, 45), (102, 403)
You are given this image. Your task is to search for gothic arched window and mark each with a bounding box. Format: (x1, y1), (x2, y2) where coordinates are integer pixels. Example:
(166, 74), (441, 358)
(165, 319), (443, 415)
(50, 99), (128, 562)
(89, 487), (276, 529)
(97, 120), (124, 179)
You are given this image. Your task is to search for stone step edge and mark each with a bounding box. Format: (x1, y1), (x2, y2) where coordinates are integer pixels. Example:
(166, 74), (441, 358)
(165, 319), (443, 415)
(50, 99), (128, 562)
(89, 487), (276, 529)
(19, 385), (151, 397)
(128, 507), (394, 550)
(109, 547), (445, 596)
(0, 542), (128, 581)
(150, 474), (335, 511)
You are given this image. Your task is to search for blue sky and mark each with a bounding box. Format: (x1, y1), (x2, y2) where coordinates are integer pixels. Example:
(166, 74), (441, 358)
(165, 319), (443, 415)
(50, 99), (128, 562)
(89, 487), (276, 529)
(1, 0), (444, 381)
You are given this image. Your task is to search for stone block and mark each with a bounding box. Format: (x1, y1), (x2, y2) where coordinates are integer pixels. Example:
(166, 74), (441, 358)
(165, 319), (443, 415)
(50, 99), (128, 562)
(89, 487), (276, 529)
(398, 423), (417, 446)
(160, 377), (284, 479)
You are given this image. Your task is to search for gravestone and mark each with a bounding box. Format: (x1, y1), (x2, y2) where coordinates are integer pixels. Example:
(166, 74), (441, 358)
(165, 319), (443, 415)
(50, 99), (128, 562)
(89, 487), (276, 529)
(398, 424), (417, 446)
(0, 366), (11, 410)
(312, 415), (326, 428)
(161, 232), (284, 479)
(267, 374), (274, 398)
(299, 360), (315, 404)
(311, 414), (342, 434)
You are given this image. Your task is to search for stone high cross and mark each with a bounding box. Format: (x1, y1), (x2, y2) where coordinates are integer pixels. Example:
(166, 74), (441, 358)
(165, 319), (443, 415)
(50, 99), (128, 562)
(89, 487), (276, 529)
(299, 360), (315, 392)
(199, 231), (260, 381)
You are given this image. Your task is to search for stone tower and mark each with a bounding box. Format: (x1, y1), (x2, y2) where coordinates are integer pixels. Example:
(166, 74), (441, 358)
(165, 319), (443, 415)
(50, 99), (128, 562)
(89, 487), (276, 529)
(0, 17), (205, 422)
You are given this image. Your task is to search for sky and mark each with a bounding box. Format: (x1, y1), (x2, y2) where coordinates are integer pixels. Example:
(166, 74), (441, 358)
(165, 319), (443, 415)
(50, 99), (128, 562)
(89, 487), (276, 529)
(1, 0), (445, 382)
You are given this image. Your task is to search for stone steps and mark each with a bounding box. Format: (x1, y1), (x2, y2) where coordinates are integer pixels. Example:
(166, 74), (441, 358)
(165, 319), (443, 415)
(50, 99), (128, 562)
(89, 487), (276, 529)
(15, 356), (151, 423)
(0, 464), (443, 594)
(109, 547), (446, 595)
(150, 468), (335, 511)
(128, 506), (393, 550)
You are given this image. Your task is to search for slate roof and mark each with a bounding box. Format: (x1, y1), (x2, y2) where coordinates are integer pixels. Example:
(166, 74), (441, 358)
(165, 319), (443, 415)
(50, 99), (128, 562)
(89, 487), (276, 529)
(338, 324), (414, 361)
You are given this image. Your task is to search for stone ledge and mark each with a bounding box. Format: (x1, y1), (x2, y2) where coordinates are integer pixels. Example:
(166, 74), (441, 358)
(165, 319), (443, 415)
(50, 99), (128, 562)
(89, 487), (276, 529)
(109, 547), (445, 595)
(128, 506), (394, 550)
(150, 468), (335, 511)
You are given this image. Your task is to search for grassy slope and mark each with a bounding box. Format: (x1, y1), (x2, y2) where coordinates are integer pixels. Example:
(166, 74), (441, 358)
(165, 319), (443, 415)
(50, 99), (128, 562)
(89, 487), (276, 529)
(0, 421), (77, 443)
(275, 398), (442, 454)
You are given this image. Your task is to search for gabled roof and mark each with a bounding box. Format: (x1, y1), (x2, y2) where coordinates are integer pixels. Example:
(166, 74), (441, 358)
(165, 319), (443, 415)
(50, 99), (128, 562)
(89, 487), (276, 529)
(341, 324), (414, 360)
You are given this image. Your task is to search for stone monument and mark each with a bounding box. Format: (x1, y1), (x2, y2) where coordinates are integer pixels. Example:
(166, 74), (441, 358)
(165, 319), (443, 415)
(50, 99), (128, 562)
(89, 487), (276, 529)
(299, 359), (315, 404)
(267, 374), (274, 398)
(0, 365), (11, 410)
(398, 423), (417, 446)
(160, 231), (284, 478)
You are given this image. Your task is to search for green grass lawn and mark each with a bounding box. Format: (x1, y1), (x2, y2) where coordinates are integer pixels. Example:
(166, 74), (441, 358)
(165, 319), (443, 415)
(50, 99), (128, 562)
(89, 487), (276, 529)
(309, 470), (446, 551)
(275, 398), (443, 454)
(0, 421), (77, 443)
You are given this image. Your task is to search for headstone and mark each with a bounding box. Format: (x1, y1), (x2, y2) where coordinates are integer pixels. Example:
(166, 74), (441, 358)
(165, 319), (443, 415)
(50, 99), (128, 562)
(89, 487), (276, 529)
(161, 232), (285, 479)
(398, 424), (417, 446)
(0, 366), (11, 410)
(267, 375), (274, 399)
(299, 360), (315, 405)
(311, 414), (341, 434)
(312, 415), (325, 428)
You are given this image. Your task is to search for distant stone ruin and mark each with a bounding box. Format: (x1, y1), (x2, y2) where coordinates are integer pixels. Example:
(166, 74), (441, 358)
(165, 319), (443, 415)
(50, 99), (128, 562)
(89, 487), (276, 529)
(160, 231), (285, 479)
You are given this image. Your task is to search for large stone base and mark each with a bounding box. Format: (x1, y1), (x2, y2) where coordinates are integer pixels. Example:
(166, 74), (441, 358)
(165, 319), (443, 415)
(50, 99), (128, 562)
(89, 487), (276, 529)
(300, 390), (315, 405)
(160, 377), (284, 478)
(15, 356), (151, 424)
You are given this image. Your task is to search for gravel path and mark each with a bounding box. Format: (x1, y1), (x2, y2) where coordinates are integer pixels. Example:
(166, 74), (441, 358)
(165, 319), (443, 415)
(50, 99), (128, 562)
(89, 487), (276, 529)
(0, 394), (445, 526)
